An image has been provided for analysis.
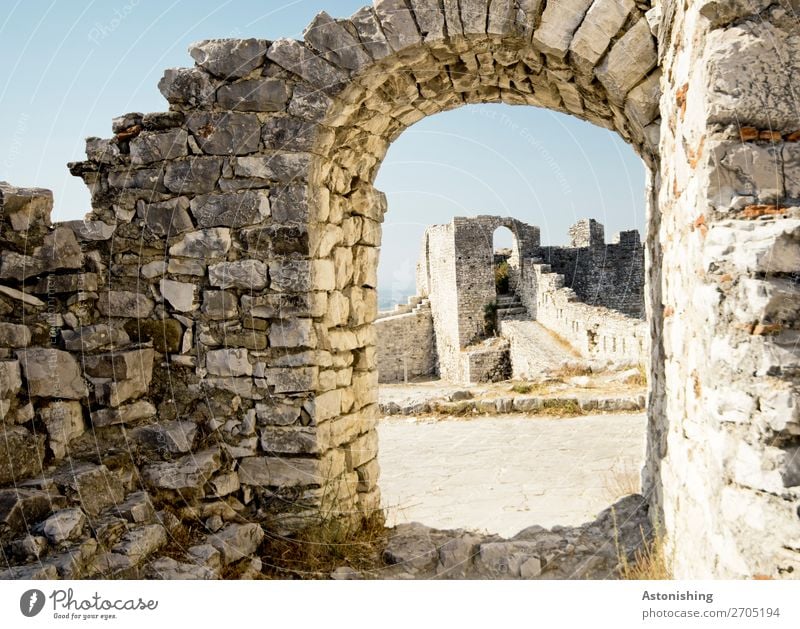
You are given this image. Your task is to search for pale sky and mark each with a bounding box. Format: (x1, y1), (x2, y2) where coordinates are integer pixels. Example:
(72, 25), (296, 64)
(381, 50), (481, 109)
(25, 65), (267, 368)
(0, 1), (646, 301)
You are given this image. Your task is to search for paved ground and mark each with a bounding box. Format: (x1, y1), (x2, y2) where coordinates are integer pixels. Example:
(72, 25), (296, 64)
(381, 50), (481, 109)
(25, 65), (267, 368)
(378, 413), (647, 538)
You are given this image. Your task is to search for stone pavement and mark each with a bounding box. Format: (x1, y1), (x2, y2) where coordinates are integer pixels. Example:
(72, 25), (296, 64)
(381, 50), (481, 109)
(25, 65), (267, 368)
(379, 413), (647, 538)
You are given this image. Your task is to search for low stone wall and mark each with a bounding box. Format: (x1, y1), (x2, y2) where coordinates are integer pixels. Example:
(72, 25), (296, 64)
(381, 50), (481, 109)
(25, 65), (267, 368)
(521, 262), (647, 366)
(460, 340), (511, 383)
(375, 302), (436, 383)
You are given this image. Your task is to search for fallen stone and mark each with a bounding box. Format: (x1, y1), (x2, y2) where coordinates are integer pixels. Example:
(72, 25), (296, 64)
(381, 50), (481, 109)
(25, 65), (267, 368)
(147, 557), (217, 580)
(40, 508), (86, 545)
(208, 523), (265, 565)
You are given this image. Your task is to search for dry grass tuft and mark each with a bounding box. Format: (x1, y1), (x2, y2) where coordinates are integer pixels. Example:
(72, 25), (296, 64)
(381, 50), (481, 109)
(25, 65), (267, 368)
(624, 364), (648, 387)
(555, 364), (593, 378)
(603, 459), (642, 502)
(260, 513), (388, 579)
(539, 398), (584, 417)
(618, 532), (671, 580)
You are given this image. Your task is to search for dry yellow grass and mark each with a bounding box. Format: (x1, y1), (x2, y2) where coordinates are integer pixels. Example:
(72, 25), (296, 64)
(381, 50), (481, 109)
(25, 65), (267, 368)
(624, 364), (648, 387)
(603, 459), (642, 502)
(618, 532), (671, 580)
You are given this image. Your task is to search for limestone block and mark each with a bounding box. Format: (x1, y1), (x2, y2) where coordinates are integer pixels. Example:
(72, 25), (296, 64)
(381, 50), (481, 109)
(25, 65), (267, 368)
(0, 359), (22, 397)
(624, 70), (661, 127)
(97, 290), (155, 318)
(595, 19), (657, 104)
(408, 0), (445, 41)
(189, 38), (268, 79)
(349, 7), (393, 60)
(706, 20), (800, 129)
(304, 12), (371, 72)
(130, 129), (188, 165)
(707, 142), (783, 209)
(345, 430), (379, 470)
(137, 197), (194, 238)
(238, 450), (345, 487)
(0, 182), (52, 232)
(269, 319), (316, 349)
(266, 38), (349, 91)
(189, 191), (269, 228)
(208, 260), (268, 290)
(160, 279), (197, 312)
(202, 290), (239, 320)
(487, 0), (516, 35)
(374, 0), (422, 52)
(0, 427), (45, 485)
(142, 448), (221, 496)
(186, 112), (261, 156)
(208, 523), (265, 565)
(703, 220), (800, 274)
(533, 0), (593, 58)
(40, 508), (86, 545)
(217, 78), (291, 112)
(40, 401), (85, 459)
(206, 348), (252, 377)
(164, 157), (223, 194)
(91, 400), (156, 427)
(169, 227), (232, 258)
(260, 426), (319, 454)
(158, 68), (215, 107)
(65, 220), (116, 241)
(16, 348), (88, 399)
(133, 420), (198, 454)
(54, 463), (125, 517)
(570, 0), (633, 69)
(233, 153), (312, 182)
(353, 246), (379, 288)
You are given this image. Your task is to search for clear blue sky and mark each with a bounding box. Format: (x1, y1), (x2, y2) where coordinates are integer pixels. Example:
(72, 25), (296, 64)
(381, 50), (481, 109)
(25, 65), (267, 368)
(0, 1), (646, 297)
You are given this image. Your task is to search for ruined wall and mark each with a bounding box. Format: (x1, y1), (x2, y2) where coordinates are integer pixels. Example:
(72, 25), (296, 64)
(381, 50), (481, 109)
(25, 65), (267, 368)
(517, 260), (647, 365)
(646, 0), (800, 578)
(374, 301), (436, 383)
(1, 0), (795, 581)
(540, 219), (646, 318)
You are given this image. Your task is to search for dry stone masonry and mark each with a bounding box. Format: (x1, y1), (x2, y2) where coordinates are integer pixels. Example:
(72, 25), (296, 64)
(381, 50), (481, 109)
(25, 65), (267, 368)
(376, 216), (646, 383)
(0, 0), (797, 579)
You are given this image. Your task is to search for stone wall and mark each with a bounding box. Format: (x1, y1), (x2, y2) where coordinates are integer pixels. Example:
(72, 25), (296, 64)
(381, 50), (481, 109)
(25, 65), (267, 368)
(375, 300), (436, 383)
(541, 219), (646, 319)
(0, 0), (795, 580)
(519, 261), (647, 365)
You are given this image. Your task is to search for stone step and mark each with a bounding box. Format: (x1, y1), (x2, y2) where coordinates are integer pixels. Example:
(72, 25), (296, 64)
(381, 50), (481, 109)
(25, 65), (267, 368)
(498, 307), (527, 317)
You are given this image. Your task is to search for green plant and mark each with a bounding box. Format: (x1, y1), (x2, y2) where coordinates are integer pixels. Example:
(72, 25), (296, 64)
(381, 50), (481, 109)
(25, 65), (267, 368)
(495, 260), (510, 294)
(483, 302), (498, 337)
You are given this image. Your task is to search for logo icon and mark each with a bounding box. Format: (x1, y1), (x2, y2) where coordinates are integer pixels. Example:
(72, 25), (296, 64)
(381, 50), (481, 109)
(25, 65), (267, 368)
(20, 589), (45, 617)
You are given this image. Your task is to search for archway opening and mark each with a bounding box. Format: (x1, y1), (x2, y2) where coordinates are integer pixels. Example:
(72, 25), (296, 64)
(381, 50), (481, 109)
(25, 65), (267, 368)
(365, 103), (652, 537)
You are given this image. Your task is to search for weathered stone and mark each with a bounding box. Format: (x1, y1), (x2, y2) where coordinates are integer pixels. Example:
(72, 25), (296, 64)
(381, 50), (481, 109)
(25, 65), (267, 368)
(40, 508), (86, 545)
(208, 260), (268, 290)
(112, 524), (167, 561)
(288, 83), (334, 122)
(208, 523), (265, 565)
(40, 401), (85, 459)
(269, 319), (316, 348)
(164, 157), (223, 194)
(97, 290), (155, 318)
(53, 464), (125, 517)
(186, 112), (261, 155)
(570, 0), (634, 69)
(65, 219), (116, 241)
(206, 348), (252, 377)
(266, 38), (349, 92)
(0, 486), (55, 535)
(61, 324), (129, 352)
(137, 196), (194, 238)
(158, 67), (216, 107)
(260, 426), (319, 454)
(217, 78), (291, 112)
(16, 348), (87, 399)
(169, 227), (232, 258)
(304, 12), (372, 72)
(625, 70), (662, 127)
(123, 319), (182, 354)
(147, 557), (216, 580)
(92, 400), (156, 427)
(233, 154), (312, 182)
(189, 191), (270, 228)
(349, 6), (393, 60)
(0, 284), (45, 307)
(10, 534), (48, 562)
(133, 420), (197, 454)
(533, 0), (593, 57)
(595, 18), (657, 104)
(142, 448), (221, 496)
(0, 182), (53, 232)
(202, 290), (239, 320)
(0, 360), (22, 398)
(160, 278), (197, 312)
(238, 450), (344, 487)
(383, 522), (438, 571)
(189, 38), (268, 79)
(130, 129), (189, 165)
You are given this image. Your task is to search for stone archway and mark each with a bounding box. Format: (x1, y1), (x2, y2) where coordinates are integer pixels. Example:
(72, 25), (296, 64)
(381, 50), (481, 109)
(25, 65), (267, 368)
(1, 0), (797, 580)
